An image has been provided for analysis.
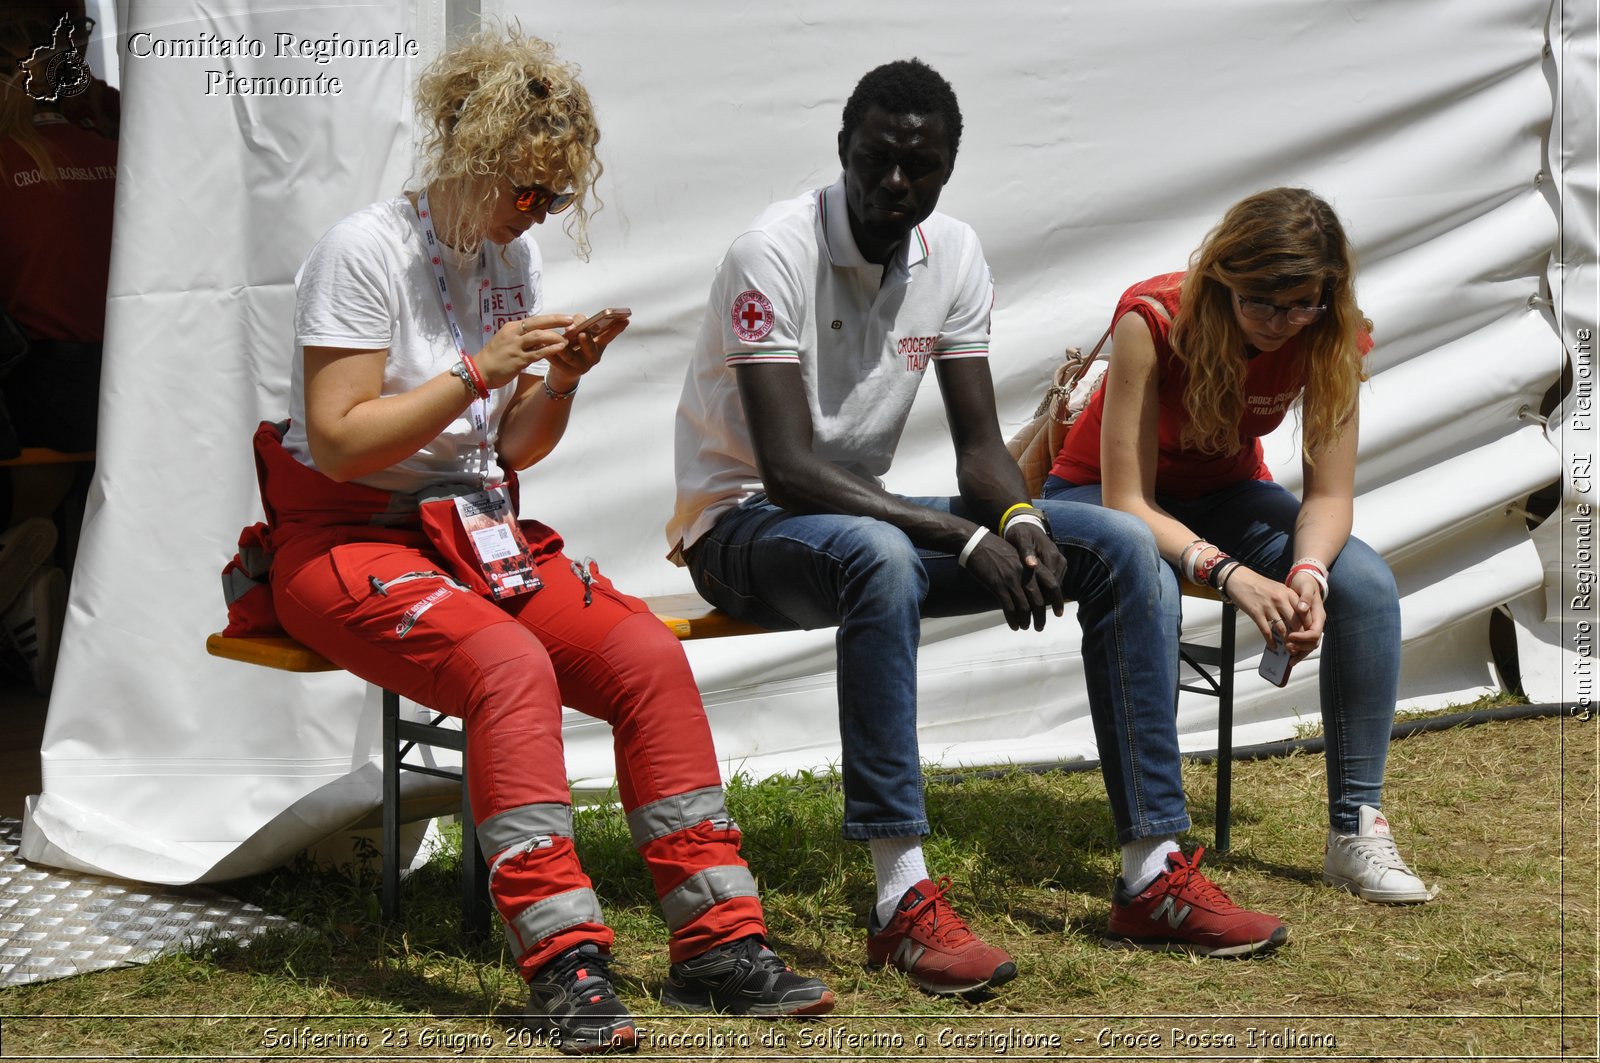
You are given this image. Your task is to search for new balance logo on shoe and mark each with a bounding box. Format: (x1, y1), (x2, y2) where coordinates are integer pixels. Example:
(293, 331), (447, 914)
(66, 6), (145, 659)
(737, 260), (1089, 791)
(865, 876), (1017, 995)
(1106, 848), (1287, 959)
(1150, 896), (1192, 930)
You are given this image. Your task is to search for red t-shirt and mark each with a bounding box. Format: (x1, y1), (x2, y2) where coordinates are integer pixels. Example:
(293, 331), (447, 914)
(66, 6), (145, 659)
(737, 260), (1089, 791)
(1051, 272), (1366, 499)
(0, 115), (117, 343)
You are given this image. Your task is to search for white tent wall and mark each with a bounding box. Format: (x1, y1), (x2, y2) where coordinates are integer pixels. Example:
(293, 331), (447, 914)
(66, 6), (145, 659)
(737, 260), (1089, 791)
(19, 0), (1575, 882)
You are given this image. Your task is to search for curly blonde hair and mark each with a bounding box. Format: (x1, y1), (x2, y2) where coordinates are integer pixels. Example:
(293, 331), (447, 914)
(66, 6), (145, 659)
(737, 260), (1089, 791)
(413, 27), (602, 256)
(1169, 187), (1372, 463)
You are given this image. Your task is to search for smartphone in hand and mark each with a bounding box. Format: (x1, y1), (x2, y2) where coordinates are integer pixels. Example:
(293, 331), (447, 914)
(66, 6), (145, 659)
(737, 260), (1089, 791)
(1258, 641), (1294, 687)
(566, 307), (631, 347)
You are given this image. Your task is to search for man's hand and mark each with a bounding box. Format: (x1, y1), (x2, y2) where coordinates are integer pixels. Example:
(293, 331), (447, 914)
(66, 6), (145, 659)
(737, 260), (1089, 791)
(963, 524), (1067, 632)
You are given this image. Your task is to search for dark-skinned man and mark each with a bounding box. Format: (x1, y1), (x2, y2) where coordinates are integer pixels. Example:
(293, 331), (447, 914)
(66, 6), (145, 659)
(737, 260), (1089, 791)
(668, 59), (1286, 994)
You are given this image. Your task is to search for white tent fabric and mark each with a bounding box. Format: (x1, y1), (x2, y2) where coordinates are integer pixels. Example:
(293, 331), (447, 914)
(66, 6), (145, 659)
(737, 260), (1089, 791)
(20, 0), (1588, 882)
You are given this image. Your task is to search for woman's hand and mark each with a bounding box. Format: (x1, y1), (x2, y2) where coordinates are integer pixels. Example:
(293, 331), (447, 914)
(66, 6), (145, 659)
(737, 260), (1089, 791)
(1226, 566), (1321, 656)
(474, 313), (574, 389)
(1283, 570), (1327, 658)
(542, 311), (631, 392)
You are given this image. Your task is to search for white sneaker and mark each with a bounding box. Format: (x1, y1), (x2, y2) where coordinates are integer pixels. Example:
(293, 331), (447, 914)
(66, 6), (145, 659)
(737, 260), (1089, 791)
(0, 518), (55, 614)
(3, 565), (66, 694)
(1324, 805), (1438, 904)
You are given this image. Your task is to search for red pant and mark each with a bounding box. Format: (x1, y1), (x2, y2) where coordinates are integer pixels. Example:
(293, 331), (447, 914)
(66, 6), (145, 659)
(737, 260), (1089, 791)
(271, 530), (766, 974)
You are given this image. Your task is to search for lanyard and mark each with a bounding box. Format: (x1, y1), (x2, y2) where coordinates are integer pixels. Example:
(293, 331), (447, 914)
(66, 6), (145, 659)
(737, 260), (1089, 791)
(416, 188), (497, 486)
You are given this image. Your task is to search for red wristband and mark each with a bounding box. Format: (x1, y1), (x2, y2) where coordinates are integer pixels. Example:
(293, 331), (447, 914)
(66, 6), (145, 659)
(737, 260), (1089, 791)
(1194, 549), (1230, 587)
(460, 353), (491, 399)
(1287, 563), (1330, 598)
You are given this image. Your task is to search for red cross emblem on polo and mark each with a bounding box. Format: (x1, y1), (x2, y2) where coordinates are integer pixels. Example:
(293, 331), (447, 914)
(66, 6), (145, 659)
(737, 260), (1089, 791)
(731, 288), (775, 342)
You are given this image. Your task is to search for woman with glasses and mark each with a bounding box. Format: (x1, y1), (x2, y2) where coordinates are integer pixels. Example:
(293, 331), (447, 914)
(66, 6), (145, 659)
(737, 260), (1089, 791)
(251, 29), (832, 1052)
(1042, 187), (1436, 906)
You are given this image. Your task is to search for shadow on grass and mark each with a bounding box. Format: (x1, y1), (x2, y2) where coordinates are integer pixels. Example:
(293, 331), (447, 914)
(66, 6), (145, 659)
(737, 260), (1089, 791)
(210, 765), (1142, 1012)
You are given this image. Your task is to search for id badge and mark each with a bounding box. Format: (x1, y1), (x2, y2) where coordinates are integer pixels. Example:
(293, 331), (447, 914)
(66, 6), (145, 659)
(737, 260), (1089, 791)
(453, 488), (543, 599)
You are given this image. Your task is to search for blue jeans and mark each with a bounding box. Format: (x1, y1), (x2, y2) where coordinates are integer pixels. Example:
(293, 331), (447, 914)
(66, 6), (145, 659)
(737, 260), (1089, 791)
(1042, 476), (1401, 833)
(686, 493), (1190, 844)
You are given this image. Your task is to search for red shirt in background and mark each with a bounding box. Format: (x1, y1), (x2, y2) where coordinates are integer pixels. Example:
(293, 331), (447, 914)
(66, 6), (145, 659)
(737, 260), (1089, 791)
(0, 113), (117, 343)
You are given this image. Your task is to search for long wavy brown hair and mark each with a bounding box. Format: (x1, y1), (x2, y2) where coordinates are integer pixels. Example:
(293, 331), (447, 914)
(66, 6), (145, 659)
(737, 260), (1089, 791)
(413, 27), (602, 256)
(1169, 188), (1372, 462)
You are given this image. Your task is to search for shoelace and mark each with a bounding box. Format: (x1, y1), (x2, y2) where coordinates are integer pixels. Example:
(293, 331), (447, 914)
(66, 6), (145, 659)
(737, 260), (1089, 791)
(746, 939), (793, 974)
(1338, 833), (1410, 872)
(1159, 848), (1239, 911)
(906, 876), (975, 946)
(549, 946), (620, 1006)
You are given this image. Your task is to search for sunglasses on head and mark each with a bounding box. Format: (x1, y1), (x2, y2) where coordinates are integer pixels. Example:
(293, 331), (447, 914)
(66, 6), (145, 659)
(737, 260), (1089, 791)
(512, 183), (575, 216)
(1233, 291), (1326, 326)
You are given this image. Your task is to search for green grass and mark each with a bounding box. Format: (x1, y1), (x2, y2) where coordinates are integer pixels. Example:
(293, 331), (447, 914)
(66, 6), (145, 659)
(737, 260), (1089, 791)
(2, 707), (1595, 1061)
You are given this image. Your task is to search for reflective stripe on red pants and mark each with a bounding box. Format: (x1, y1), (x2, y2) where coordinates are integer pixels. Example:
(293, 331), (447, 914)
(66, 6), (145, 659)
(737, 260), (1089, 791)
(271, 533), (767, 974)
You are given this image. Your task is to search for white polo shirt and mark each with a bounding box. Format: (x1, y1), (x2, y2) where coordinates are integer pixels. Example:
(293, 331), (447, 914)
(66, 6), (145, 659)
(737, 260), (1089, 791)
(668, 178), (994, 556)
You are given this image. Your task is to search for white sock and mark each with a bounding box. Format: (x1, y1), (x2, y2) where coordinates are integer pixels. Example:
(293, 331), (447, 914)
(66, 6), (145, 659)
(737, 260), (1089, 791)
(1122, 836), (1181, 893)
(869, 836), (929, 927)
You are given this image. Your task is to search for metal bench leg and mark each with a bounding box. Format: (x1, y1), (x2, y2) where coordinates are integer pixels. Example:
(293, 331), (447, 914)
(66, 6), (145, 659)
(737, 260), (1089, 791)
(460, 764), (492, 941)
(1215, 604), (1237, 851)
(380, 687), (400, 920)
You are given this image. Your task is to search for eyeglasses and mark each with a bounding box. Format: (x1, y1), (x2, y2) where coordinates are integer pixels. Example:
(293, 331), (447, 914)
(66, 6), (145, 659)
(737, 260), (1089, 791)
(512, 183), (575, 216)
(1234, 291), (1326, 326)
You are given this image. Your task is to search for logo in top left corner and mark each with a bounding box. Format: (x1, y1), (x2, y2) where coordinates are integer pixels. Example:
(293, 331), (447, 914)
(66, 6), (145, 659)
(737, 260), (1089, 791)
(731, 289), (775, 342)
(18, 13), (91, 103)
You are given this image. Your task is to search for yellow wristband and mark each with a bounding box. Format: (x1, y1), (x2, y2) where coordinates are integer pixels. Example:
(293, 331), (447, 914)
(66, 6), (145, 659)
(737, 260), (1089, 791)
(998, 502), (1035, 535)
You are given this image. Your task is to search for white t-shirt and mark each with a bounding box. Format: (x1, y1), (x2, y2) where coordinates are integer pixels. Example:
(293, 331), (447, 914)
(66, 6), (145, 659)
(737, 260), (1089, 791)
(668, 177), (994, 555)
(283, 196), (542, 493)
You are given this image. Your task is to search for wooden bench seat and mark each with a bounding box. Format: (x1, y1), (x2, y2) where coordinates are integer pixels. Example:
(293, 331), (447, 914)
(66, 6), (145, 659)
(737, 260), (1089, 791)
(207, 583), (1238, 937)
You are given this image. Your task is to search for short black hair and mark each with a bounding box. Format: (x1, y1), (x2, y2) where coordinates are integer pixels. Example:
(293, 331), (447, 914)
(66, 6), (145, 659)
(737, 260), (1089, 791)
(840, 59), (962, 160)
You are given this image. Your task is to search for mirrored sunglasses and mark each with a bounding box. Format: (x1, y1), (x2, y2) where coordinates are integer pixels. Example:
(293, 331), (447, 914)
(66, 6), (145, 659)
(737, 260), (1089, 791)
(513, 184), (575, 216)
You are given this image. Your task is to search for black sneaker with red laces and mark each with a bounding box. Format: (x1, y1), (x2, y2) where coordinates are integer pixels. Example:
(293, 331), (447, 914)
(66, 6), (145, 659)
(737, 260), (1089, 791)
(661, 935), (835, 1016)
(523, 943), (638, 1055)
(1106, 847), (1287, 958)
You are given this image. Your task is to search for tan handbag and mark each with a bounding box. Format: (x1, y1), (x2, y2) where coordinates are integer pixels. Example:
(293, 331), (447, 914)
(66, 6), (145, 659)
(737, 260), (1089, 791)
(1006, 295), (1172, 497)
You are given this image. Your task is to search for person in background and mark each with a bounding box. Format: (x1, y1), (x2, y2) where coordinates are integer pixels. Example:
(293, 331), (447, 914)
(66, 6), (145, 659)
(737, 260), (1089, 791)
(1045, 186), (1437, 906)
(0, 5), (114, 693)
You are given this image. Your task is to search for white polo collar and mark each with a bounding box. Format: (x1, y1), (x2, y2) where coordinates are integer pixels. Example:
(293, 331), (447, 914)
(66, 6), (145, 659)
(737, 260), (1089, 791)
(818, 177), (931, 273)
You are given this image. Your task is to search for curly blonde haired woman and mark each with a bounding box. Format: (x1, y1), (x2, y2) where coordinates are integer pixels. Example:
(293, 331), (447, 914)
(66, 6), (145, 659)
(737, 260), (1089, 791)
(252, 30), (832, 1051)
(1045, 188), (1436, 906)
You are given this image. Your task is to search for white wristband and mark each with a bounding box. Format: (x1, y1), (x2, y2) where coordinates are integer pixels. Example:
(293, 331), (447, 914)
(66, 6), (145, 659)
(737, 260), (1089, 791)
(1002, 513), (1047, 539)
(1288, 566), (1330, 599)
(957, 526), (990, 568)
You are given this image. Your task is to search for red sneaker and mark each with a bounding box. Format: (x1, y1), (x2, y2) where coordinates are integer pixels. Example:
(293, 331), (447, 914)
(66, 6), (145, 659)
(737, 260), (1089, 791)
(866, 877), (1017, 994)
(1107, 847), (1287, 958)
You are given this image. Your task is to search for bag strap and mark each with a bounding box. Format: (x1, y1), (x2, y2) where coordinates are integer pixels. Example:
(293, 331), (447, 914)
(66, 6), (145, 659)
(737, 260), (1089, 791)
(1036, 293), (1174, 420)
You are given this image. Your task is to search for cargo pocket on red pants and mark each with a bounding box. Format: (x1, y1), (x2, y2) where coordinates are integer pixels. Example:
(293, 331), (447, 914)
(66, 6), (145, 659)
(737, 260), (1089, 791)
(326, 542), (474, 637)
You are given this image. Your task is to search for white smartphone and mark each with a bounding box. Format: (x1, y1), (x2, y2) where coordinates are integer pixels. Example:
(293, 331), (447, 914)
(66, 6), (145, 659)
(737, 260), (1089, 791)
(1258, 641), (1294, 687)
